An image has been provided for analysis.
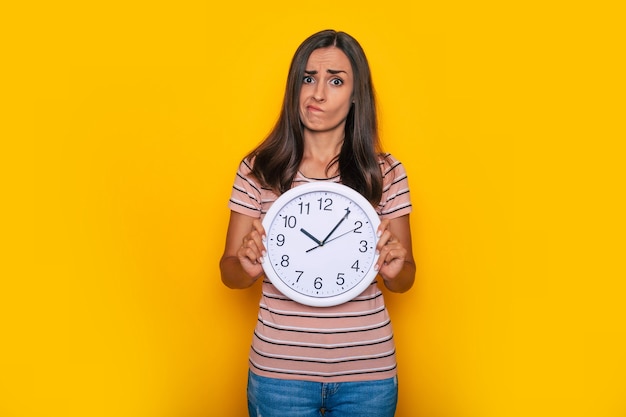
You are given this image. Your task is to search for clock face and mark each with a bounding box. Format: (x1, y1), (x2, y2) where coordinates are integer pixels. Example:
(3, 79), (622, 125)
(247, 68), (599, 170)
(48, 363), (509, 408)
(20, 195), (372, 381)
(261, 182), (380, 307)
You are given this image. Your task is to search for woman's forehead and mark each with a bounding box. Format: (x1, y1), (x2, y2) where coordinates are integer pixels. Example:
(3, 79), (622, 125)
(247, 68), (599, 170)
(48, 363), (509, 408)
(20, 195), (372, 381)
(306, 47), (351, 70)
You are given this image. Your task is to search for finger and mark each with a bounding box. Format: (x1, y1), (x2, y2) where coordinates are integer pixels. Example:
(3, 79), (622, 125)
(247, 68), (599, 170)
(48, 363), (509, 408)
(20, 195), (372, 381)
(377, 218), (390, 237)
(252, 219), (266, 240)
(240, 237), (263, 264)
(376, 228), (393, 252)
(376, 241), (405, 265)
(249, 219), (267, 252)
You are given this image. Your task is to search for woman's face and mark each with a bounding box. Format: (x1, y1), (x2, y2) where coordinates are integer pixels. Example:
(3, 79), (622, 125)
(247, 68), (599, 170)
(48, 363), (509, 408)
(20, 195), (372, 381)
(299, 47), (354, 137)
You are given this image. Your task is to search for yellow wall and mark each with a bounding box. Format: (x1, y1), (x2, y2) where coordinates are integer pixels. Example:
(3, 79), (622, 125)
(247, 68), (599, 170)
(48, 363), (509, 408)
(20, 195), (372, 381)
(2, 1), (625, 416)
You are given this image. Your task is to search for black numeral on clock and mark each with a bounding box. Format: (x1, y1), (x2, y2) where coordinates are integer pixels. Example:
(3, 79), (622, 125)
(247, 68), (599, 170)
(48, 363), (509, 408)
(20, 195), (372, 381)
(314, 277), (323, 290)
(283, 215), (297, 228)
(317, 198), (333, 211)
(336, 272), (345, 286)
(298, 202), (310, 215)
(351, 260), (360, 272)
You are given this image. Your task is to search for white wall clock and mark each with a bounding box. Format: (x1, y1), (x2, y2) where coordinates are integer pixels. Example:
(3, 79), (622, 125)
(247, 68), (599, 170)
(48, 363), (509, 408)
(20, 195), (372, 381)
(262, 182), (380, 307)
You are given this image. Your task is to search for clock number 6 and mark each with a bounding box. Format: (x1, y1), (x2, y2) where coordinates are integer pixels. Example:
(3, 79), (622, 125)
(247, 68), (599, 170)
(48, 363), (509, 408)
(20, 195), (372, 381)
(314, 277), (323, 290)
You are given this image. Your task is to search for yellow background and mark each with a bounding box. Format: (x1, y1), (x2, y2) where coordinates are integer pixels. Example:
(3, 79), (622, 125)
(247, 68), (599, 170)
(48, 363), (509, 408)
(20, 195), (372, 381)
(2, 1), (625, 416)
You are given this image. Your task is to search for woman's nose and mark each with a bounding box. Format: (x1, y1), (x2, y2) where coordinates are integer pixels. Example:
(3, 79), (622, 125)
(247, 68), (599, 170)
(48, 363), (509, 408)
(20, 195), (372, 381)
(313, 83), (326, 102)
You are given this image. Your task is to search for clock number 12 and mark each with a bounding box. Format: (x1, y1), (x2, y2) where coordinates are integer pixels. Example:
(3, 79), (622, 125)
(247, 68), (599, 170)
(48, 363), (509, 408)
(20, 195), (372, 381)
(317, 198), (333, 211)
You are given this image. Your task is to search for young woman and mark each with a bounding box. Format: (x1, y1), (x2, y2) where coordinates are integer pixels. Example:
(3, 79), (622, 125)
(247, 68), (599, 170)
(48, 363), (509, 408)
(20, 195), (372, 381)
(220, 29), (415, 417)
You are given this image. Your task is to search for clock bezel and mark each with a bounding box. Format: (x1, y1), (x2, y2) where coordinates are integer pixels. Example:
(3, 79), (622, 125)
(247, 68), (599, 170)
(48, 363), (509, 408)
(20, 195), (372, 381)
(261, 182), (381, 307)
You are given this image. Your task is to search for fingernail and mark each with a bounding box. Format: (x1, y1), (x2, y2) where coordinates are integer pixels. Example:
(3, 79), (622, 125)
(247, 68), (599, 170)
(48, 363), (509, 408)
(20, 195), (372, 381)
(376, 230), (382, 238)
(374, 263), (380, 271)
(262, 250), (267, 257)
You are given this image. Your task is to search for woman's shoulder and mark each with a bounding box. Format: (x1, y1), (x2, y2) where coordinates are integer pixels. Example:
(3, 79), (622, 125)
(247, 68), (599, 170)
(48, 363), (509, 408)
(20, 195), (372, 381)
(235, 155), (262, 182)
(377, 153), (406, 176)
(237, 155), (255, 171)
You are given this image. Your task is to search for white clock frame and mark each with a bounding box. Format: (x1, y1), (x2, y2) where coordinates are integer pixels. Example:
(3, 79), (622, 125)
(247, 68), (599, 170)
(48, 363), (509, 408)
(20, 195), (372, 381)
(261, 182), (381, 307)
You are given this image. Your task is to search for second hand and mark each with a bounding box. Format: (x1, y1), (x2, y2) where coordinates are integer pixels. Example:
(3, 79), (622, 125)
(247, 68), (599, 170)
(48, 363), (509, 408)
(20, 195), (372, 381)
(306, 228), (354, 253)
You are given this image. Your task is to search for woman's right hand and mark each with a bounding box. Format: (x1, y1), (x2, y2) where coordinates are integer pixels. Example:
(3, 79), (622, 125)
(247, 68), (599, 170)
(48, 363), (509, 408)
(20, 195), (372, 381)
(220, 211), (267, 289)
(237, 218), (267, 279)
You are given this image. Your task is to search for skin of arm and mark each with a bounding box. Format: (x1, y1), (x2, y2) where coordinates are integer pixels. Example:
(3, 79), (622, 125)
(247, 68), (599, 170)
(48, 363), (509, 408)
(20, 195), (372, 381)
(375, 215), (416, 293)
(219, 211), (266, 289)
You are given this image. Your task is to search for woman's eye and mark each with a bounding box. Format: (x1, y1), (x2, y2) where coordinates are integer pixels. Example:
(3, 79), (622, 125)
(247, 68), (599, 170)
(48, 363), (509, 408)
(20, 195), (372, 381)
(330, 78), (343, 86)
(303, 76), (314, 84)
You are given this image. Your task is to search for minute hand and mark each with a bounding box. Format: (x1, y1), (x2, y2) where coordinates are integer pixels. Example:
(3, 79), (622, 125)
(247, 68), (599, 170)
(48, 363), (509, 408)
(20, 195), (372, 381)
(321, 207), (350, 244)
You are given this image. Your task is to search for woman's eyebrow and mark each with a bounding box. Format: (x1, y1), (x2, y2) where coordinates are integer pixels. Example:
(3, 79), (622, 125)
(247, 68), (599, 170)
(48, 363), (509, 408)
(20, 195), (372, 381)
(304, 69), (348, 75)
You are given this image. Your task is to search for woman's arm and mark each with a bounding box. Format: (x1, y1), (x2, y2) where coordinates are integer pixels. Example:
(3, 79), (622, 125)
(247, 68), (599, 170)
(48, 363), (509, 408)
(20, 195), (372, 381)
(375, 215), (416, 293)
(219, 211), (266, 289)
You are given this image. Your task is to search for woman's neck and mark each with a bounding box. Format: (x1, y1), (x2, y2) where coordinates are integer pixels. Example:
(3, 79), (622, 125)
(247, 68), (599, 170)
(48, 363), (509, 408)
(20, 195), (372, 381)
(300, 132), (344, 179)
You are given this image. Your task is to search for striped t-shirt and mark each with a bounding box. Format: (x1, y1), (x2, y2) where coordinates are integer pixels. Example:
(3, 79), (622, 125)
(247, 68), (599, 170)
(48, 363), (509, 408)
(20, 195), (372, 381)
(228, 153), (412, 382)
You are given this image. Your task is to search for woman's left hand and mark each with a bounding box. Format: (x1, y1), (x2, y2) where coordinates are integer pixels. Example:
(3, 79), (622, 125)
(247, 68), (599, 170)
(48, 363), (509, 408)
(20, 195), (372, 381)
(375, 219), (408, 280)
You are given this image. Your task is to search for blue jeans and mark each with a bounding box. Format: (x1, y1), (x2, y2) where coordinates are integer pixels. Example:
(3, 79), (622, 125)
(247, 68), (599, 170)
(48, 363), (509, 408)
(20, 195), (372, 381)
(247, 371), (398, 417)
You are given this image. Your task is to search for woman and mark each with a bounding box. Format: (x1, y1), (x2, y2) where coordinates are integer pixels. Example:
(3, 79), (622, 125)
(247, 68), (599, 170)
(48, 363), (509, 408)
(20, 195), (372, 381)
(220, 29), (415, 417)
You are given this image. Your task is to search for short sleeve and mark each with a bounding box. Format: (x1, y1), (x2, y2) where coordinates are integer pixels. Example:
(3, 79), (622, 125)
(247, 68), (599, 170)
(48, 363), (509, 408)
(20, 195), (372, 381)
(227, 159), (263, 218)
(377, 154), (412, 219)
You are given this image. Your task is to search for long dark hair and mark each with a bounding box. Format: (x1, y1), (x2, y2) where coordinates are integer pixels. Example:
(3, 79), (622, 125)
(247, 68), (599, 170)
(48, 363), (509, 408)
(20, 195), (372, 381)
(248, 29), (383, 205)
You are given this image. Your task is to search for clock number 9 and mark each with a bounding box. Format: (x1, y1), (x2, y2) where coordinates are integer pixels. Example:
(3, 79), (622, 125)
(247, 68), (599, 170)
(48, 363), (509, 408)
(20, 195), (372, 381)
(276, 234), (285, 246)
(314, 277), (323, 290)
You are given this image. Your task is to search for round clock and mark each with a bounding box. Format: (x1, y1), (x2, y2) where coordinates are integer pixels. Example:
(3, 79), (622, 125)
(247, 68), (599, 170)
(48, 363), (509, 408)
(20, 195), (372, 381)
(261, 182), (380, 307)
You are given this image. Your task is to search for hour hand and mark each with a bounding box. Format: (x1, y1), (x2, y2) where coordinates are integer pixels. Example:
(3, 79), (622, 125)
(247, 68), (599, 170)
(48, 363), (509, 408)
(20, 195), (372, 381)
(300, 228), (322, 246)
